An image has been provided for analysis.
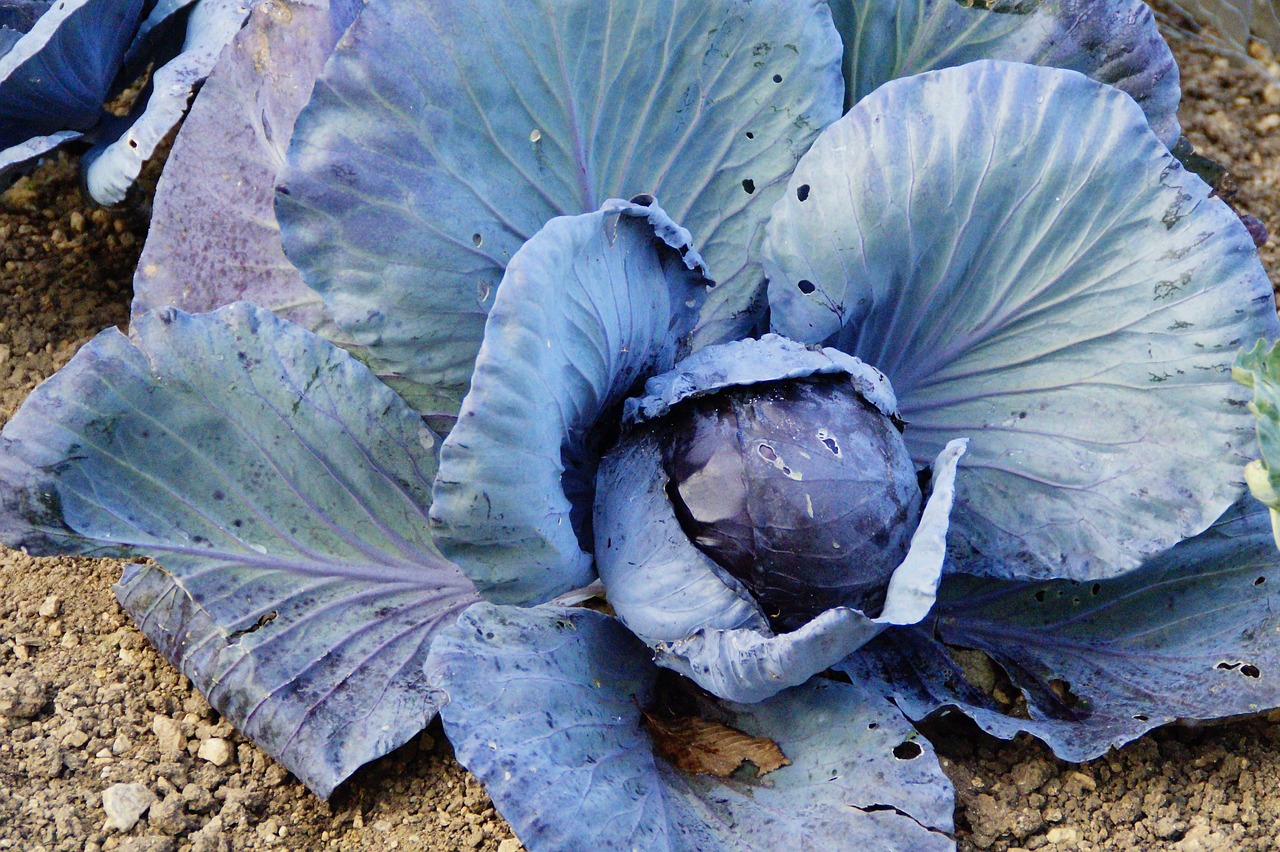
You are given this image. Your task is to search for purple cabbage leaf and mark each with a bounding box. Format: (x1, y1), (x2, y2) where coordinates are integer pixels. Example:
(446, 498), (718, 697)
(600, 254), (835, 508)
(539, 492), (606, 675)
(828, 0), (1181, 145)
(0, 303), (479, 797)
(131, 0), (361, 365)
(426, 604), (956, 851)
(0, 0), (147, 182)
(841, 496), (1280, 762)
(765, 60), (1279, 583)
(275, 0), (847, 425)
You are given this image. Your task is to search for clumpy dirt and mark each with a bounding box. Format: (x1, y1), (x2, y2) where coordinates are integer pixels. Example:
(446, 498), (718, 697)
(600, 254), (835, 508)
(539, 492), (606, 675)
(3, 25), (1280, 852)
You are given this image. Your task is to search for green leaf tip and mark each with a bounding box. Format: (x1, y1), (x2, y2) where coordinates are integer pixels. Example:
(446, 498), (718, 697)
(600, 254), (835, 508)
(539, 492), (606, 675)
(1233, 337), (1280, 548)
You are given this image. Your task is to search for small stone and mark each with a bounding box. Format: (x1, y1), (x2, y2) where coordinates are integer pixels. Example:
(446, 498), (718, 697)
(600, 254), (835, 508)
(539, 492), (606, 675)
(118, 838), (176, 852)
(497, 839), (524, 852)
(197, 737), (233, 767)
(27, 741), (64, 778)
(37, 595), (61, 618)
(182, 783), (215, 814)
(0, 671), (46, 719)
(1256, 113), (1280, 132)
(191, 828), (232, 852)
(103, 782), (156, 832)
(1154, 816), (1187, 841)
(62, 729), (89, 749)
(1045, 826), (1079, 845)
(1009, 808), (1045, 841)
(152, 716), (186, 758)
(1067, 770), (1095, 791)
(68, 210), (86, 232)
(148, 794), (194, 836)
(1010, 759), (1054, 795)
(112, 734), (132, 756)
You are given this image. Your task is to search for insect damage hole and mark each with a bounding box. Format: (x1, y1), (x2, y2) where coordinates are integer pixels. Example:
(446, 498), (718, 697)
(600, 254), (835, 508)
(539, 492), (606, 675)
(892, 741), (922, 760)
(1216, 661), (1261, 678)
(796, 184), (810, 201)
(472, 233), (483, 247)
(741, 178), (756, 194)
(797, 279), (815, 294)
(227, 611), (277, 642)
(772, 73), (783, 83)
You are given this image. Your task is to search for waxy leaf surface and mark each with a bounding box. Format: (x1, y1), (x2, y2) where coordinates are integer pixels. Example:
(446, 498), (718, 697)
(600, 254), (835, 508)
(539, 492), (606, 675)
(0, 303), (478, 797)
(132, 0), (356, 341)
(428, 604), (955, 851)
(85, 0), (253, 204)
(828, 0), (1181, 144)
(766, 61), (1278, 582)
(0, 0), (145, 146)
(277, 0), (844, 421)
(842, 499), (1280, 761)
(430, 201), (710, 604)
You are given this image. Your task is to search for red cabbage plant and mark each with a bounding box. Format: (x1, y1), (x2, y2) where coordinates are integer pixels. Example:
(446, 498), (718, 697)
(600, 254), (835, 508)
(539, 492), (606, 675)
(3, 1), (1280, 849)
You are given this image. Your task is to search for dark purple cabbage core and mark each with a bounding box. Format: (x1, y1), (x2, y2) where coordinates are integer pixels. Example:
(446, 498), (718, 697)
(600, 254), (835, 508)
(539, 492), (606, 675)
(658, 377), (922, 629)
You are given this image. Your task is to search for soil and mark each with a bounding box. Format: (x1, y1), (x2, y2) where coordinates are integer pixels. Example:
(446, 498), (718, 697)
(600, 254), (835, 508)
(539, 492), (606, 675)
(2, 24), (1280, 852)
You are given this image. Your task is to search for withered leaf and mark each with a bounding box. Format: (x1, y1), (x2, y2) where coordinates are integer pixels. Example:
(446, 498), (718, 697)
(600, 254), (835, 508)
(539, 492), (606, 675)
(643, 712), (791, 777)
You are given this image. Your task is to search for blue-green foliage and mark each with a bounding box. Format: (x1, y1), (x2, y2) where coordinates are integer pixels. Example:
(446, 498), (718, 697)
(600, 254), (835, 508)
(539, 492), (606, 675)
(1, 1), (1279, 849)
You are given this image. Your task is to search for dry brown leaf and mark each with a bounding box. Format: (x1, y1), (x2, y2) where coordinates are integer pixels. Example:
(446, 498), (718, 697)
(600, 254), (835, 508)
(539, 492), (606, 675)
(643, 712), (790, 777)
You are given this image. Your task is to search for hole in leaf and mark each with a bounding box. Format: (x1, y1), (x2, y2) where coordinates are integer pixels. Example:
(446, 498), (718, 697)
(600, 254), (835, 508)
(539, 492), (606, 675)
(1034, 589), (1047, 602)
(867, 722), (878, 730)
(1133, 714), (1149, 722)
(797, 279), (815, 294)
(796, 184), (810, 202)
(1256, 576), (1267, 586)
(1242, 664), (1261, 678)
(227, 611), (277, 642)
(1048, 678), (1080, 708)
(471, 233), (483, 247)
(892, 741), (922, 760)
(745, 131), (754, 139)
(757, 443), (778, 462)
(1091, 583), (1101, 596)
(772, 73), (783, 83)
(630, 193), (656, 206)
(128, 139), (138, 149)
(742, 178), (755, 195)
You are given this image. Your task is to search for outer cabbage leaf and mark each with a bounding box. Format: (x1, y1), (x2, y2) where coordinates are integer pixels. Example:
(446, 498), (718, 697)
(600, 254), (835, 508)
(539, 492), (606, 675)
(84, 0), (253, 204)
(0, 0), (146, 146)
(430, 200), (711, 605)
(0, 128), (80, 182)
(765, 61), (1278, 583)
(132, 0), (358, 354)
(1162, 0), (1280, 57)
(426, 604), (955, 851)
(276, 0), (844, 422)
(828, 0), (1180, 145)
(0, 1), (52, 33)
(0, 303), (479, 797)
(841, 498), (1280, 762)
